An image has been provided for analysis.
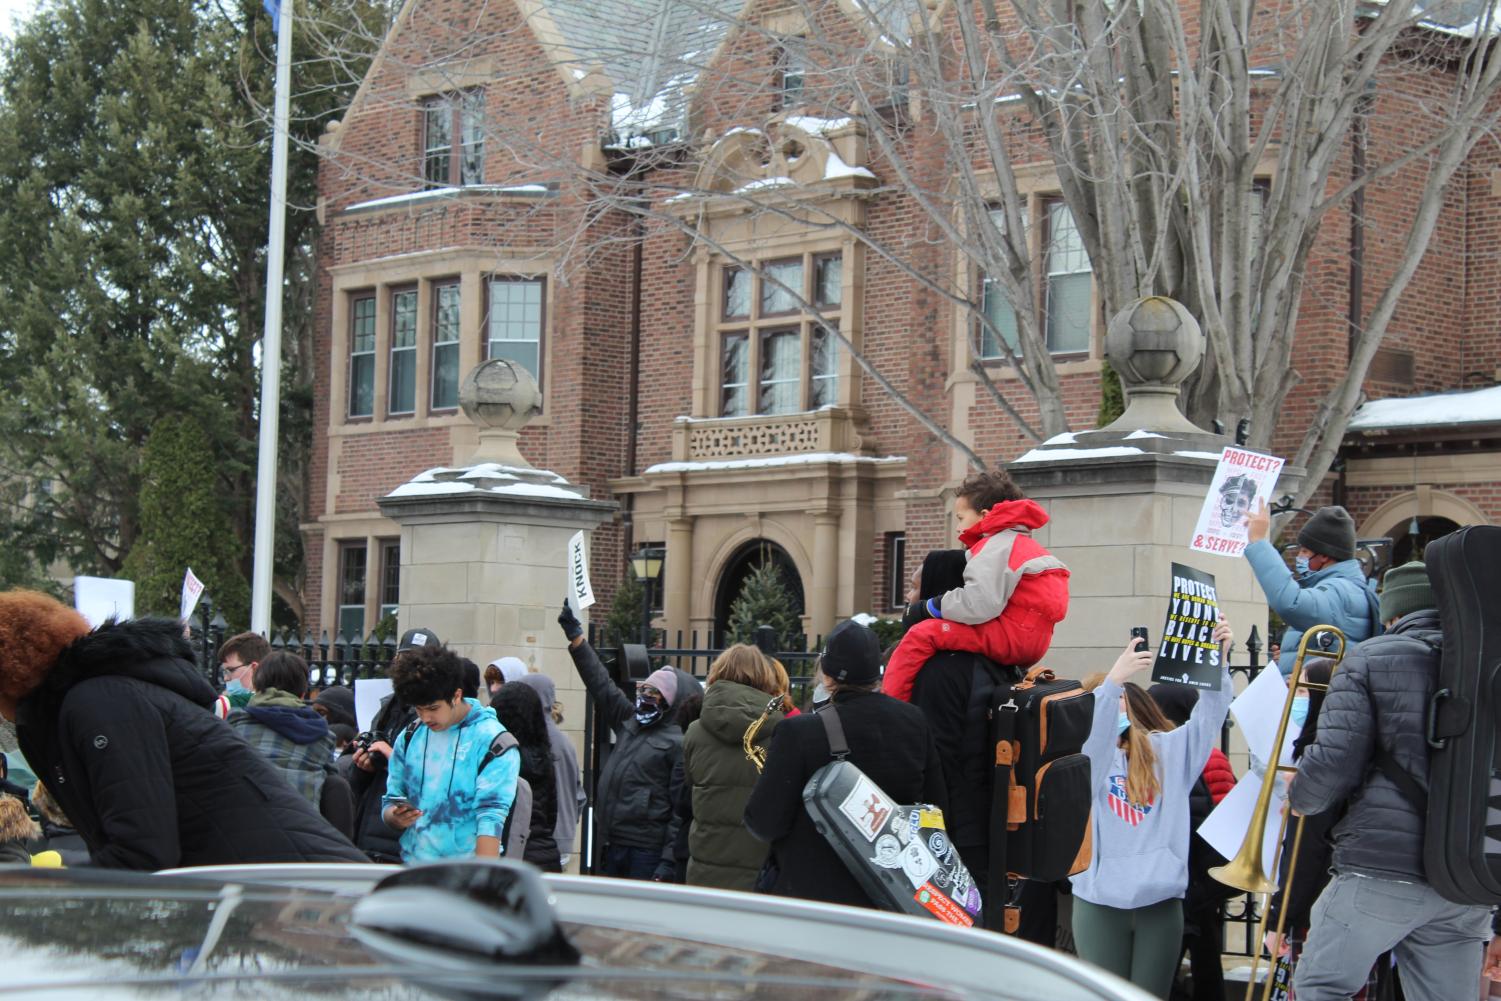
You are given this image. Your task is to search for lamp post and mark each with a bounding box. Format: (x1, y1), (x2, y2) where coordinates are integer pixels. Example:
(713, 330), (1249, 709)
(628, 546), (664, 647)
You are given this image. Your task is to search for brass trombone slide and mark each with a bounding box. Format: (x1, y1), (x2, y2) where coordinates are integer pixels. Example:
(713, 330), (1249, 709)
(1209, 625), (1348, 1001)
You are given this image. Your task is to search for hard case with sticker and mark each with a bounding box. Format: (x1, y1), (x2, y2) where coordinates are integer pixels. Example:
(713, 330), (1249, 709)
(1417, 525), (1501, 904)
(801, 707), (982, 927)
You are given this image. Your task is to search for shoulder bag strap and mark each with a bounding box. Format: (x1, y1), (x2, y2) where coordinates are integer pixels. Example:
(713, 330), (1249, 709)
(819, 704), (851, 760)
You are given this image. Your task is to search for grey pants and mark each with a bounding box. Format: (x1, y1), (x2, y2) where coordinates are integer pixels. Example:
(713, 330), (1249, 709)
(1072, 896), (1184, 999)
(1293, 872), (1492, 1001)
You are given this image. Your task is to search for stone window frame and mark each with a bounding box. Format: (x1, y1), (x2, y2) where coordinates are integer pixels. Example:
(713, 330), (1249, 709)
(712, 250), (846, 418)
(430, 281), (463, 412)
(328, 249), (558, 435)
(336, 540), (368, 641)
(387, 284), (420, 417)
(348, 292), (378, 420)
(421, 87), (485, 189)
(483, 274), (548, 393)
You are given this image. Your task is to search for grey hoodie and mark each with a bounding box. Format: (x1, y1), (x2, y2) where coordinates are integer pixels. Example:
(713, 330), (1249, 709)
(1070, 666), (1232, 910)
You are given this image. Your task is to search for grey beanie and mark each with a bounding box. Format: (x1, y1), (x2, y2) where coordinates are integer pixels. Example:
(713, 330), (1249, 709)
(1297, 506), (1357, 562)
(1380, 561), (1436, 623)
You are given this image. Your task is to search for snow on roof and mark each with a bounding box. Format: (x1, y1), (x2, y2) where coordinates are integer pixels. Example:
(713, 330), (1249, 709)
(1408, 0), (1501, 37)
(388, 461), (584, 501)
(344, 185), (552, 213)
(1346, 384), (1501, 431)
(1124, 430), (1166, 440)
(644, 452), (905, 474)
(782, 115), (855, 135)
(1010, 445), (1146, 463)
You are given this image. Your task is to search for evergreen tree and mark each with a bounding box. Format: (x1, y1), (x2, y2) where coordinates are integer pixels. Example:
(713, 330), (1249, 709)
(604, 569), (650, 648)
(121, 417), (250, 625)
(726, 561), (803, 649)
(1097, 361), (1126, 427)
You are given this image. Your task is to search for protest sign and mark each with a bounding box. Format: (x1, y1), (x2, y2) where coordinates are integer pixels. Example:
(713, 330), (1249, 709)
(354, 677), (393, 733)
(1189, 446), (1285, 558)
(74, 576), (135, 629)
(1198, 773), (1282, 884)
(568, 530), (596, 610)
(180, 567), (205, 621)
(1152, 563), (1223, 690)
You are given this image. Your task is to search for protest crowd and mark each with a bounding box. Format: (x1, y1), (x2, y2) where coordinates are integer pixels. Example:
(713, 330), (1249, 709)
(1, 466), (1500, 1001)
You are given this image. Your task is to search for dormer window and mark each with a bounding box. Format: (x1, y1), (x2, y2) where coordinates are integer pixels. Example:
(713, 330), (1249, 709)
(422, 89), (485, 188)
(777, 38), (806, 109)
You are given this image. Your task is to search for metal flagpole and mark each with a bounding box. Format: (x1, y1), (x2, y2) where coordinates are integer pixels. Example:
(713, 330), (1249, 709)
(250, 0), (293, 635)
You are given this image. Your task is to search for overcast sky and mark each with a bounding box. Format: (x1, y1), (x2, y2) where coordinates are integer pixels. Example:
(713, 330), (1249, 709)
(0, 0), (35, 39)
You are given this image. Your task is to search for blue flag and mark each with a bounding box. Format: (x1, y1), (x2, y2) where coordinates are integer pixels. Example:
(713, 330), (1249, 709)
(263, 0), (279, 31)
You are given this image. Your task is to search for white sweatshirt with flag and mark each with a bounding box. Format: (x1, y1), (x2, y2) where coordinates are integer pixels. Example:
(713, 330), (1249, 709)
(1069, 668), (1233, 910)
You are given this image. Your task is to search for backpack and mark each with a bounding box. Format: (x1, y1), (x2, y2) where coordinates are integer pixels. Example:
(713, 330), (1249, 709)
(986, 666), (1094, 930)
(398, 723), (533, 862)
(1378, 525), (1501, 905)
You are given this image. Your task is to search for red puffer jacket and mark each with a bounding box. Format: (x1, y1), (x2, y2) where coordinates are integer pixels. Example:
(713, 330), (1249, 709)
(1202, 746), (1235, 805)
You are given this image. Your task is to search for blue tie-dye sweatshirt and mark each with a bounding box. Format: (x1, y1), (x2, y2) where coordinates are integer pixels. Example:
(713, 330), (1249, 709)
(383, 698), (519, 862)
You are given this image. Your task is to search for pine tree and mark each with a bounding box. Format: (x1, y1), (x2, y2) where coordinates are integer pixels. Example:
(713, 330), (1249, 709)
(604, 569), (650, 647)
(1097, 361), (1126, 427)
(726, 561), (803, 649)
(121, 417), (250, 626)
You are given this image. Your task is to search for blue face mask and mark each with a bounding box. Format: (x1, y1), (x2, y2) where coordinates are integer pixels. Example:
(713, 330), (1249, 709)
(1290, 696), (1310, 728)
(225, 678), (248, 696)
(1294, 554), (1312, 578)
(1117, 712), (1132, 735)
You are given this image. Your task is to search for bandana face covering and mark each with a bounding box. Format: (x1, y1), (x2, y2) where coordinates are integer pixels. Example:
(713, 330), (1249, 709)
(634, 694), (664, 727)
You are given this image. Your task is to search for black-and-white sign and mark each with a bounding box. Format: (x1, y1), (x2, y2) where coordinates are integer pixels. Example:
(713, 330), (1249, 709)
(1151, 563), (1222, 690)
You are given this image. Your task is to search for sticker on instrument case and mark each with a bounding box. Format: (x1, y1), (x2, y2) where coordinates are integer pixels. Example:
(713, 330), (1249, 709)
(838, 774), (895, 843)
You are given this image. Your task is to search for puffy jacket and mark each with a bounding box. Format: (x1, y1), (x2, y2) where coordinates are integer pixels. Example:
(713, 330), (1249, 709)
(744, 690), (947, 909)
(516, 739), (560, 869)
(682, 679), (785, 890)
(1245, 542), (1378, 675)
(1287, 610), (1440, 880)
(227, 688), (334, 807)
(1201, 747), (1234, 804)
(14, 618), (365, 870)
(570, 642), (682, 865)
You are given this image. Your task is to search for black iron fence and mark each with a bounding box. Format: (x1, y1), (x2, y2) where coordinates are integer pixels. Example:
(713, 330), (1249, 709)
(184, 596), (397, 692)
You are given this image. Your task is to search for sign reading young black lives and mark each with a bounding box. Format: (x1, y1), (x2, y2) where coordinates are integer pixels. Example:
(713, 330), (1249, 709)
(1152, 563), (1223, 691)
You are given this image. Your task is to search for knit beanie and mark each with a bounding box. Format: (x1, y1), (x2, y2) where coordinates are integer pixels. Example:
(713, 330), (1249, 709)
(643, 667), (679, 706)
(1380, 561), (1436, 623)
(1297, 506), (1357, 562)
(821, 619), (883, 686)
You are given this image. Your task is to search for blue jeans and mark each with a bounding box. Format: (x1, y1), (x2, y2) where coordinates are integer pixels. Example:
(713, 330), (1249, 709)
(1293, 872), (1492, 1001)
(602, 844), (659, 880)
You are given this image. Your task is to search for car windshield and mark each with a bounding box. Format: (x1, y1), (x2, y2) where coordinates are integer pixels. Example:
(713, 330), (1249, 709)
(0, 868), (1124, 1001)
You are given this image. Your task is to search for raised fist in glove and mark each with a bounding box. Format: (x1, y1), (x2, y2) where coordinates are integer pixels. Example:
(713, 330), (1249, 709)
(558, 599), (584, 642)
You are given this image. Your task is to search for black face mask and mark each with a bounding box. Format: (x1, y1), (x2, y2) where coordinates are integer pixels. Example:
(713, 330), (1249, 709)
(634, 694), (664, 727)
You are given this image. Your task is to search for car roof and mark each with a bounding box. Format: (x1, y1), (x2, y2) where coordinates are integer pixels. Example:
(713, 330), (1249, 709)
(0, 864), (1152, 1001)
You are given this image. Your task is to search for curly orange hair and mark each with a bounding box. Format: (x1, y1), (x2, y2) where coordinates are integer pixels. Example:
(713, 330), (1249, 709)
(0, 590), (92, 701)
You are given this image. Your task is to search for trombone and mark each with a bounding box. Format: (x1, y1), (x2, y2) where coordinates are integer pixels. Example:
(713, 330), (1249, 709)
(1210, 624), (1348, 1001)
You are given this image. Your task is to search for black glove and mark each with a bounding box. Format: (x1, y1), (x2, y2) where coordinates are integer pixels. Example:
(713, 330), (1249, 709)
(651, 860), (677, 883)
(902, 599), (933, 629)
(558, 600), (583, 642)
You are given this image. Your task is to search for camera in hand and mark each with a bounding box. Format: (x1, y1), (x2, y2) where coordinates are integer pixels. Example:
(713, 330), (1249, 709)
(354, 731), (381, 754)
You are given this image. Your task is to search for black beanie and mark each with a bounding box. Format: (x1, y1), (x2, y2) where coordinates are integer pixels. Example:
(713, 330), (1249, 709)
(1297, 506), (1357, 562)
(918, 550), (968, 601)
(821, 619), (882, 686)
(1148, 682), (1199, 727)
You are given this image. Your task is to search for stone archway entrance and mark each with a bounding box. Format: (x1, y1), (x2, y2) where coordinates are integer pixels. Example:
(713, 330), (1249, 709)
(713, 539), (806, 647)
(1386, 515), (1461, 566)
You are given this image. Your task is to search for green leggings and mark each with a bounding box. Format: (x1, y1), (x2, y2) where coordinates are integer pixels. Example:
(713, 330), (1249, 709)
(1071, 896), (1184, 999)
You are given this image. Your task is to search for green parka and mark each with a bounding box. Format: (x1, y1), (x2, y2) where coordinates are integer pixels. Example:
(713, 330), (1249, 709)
(682, 679), (785, 890)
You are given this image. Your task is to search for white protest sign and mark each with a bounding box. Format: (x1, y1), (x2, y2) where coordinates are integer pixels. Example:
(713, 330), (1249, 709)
(1189, 446), (1285, 558)
(1198, 772), (1285, 884)
(567, 531), (595, 610)
(1231, 663), (1303, 771)
(73, 576), (135, 629)
(354, 677), (394, 733)
(180, 567), (206, 622)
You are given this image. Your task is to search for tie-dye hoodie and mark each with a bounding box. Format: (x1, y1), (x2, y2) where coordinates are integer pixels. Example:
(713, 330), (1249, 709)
(383, 698), (519, 862)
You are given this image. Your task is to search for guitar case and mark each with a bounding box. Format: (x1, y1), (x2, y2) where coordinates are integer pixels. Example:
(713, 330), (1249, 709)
(1423, 525), (1501, 904)
(801, 708), (982, 927)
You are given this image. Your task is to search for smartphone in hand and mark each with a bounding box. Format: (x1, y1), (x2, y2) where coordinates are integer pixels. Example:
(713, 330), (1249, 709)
(1130, 626), (1150, 653)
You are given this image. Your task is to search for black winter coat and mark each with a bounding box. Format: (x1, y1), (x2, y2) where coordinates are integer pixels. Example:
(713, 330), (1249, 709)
(518, 741), (560, 870)
(348, 694), (414, 862)
(1288, 610), (1439, 880)
(15, 619), (365, 870)
(744, 689), (947, 909)
(570, 642), (682, 863)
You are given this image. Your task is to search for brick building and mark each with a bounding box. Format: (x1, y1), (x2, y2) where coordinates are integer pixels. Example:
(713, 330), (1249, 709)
(306, 0), (1501, 645)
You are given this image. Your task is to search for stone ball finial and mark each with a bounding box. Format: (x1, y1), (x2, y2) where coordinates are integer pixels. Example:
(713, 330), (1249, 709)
(1104, 296), (1204, 391)
(459, 359), (543, 432)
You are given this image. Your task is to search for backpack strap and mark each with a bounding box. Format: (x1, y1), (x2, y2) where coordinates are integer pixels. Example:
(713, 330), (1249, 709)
(818, 705), (851, 761)
(398, 719), (421, 755)
(1374, 745), (1429, 816)
(478, 731), (519, 776)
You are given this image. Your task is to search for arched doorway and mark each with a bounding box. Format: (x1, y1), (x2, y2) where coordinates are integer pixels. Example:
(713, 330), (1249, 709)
(1385, 515), (1461, 566)
(713, 539), (806, 647)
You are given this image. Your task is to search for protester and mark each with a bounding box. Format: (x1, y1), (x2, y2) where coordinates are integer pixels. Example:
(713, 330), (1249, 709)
(559, 600), (682, 881)
(0, 591), (364, 868)
(1244, 502), (1378, 675)
(0, 793), (40, 865)
(1070, 620), (1234, 999)
(1287, 561), (1497, 1000)
(883, 469), (1070, 702)
(312, 685), (357, 731)
(30, 780), (88, 866)
(681, 644), (786, 891)
(1148, 683), (1237, 1001)
(0, 750), (30, 808)
(459, 657), (481, 700)
(382, 644), (519, 862)
(516, 671), (584, 867)
(669, 692), (704, 882)
(214, 631), (271, 717)
(744, 619), (946, 909)
(347, 628), (436, 862)
(486, 657), (528, 699)
(490, 681), (561, 871)
(228, 651), (336, 809)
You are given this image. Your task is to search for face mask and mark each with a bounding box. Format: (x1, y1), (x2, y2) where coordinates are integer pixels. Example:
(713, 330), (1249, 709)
(225, 678), (248, 696)
(811, 680), (830, 706)
(1117, 712), (1132, 735)
(1294, 555), (1312, 578)
(634, 694), (664, 727)
(1290, 696), (1310, 728)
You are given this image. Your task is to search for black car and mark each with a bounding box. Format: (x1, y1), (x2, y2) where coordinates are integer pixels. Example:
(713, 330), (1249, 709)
(0, 861), (1151, 999)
